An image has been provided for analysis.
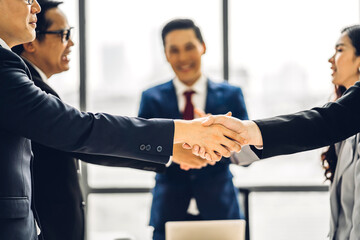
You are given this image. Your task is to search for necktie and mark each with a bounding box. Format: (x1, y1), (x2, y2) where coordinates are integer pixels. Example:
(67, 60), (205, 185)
(183, 90), (195, 120)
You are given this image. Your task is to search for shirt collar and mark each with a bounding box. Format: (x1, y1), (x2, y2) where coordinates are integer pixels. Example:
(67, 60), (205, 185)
(22, 56), (49, 82)
(173, 74), (207, 95)
(0, 38), (12, 51)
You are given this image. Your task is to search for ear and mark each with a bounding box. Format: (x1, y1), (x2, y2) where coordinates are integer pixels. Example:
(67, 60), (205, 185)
(22, 42), (36, 53)
(201, 42), (206, 55)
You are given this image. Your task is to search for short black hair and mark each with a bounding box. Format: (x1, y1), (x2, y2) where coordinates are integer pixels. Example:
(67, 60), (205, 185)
(161, 18), (204, 47)
(12, 0), (63, 55)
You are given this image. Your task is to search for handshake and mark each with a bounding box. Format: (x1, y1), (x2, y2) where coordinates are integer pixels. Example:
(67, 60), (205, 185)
(172, 110), (263, 170)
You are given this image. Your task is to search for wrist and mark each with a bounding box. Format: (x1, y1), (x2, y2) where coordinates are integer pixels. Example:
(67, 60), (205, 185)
(247, 121), (263, 146)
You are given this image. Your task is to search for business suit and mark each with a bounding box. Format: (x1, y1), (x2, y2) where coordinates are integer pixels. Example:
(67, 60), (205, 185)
(138, 79), (248, 240)
(0, 46), (173, 240)
(22, 59), (166, 240)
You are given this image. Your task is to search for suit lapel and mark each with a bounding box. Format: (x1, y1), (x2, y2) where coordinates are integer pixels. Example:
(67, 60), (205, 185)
(205, 79), (222, 113)
(163, 80), (182, 119)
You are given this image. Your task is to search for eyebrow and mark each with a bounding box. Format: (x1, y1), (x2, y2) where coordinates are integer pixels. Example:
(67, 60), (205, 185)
(335, 43), (345, 48)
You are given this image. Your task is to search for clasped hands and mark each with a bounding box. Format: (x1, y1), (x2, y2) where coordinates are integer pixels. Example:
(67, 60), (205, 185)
(172, 110), (263, 171)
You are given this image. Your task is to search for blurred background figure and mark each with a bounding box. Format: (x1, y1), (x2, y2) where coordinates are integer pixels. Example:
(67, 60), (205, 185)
(138, 18), (248, 240)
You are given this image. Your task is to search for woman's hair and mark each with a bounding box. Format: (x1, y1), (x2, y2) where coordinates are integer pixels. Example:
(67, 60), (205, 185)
(341, 25), (360, 57)
(321, 85), (346, 182)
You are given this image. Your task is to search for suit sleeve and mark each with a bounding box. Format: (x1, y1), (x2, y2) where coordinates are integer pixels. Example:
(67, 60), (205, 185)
(0, 52), (173, 164)
(254, 82), (360, 159)
(70, 152), (165, 172)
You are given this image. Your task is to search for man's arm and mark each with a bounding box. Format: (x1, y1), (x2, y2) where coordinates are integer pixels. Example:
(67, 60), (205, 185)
(0, 50), (241, 165)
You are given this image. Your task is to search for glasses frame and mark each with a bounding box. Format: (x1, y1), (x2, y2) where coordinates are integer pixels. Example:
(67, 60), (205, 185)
(36, 27), (74, 43)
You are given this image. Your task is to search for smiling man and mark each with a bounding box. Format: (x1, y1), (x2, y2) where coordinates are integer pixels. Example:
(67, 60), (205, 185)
(138, 19), (249, 240)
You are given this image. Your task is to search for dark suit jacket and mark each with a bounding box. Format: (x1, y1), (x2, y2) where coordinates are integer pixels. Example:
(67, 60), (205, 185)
(139, 79), (248, 229)
(23, 60), (166, 240)
(0, 46), (173, 240)
(252, 81), (360, 159)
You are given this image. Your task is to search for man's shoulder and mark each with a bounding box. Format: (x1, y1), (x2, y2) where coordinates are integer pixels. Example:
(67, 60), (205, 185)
(142, 80), (173, 95)
(0, 47), (25, 68)
(208, 79), (242, 92)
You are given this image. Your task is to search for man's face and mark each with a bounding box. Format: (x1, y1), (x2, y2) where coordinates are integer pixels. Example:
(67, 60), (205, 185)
(32, 8), (74, 77)
(0, 0), (40, 47)
(164, 29), (206, 86)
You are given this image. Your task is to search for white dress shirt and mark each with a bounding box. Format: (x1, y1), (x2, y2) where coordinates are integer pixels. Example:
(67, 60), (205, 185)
(172, 74), (208, 215)
(172, 74), (207, 114)
(0, 38), (12, 51)
(22, 57), (48, 83)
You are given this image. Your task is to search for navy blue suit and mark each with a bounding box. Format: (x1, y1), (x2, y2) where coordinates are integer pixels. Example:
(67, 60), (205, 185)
(0, 46), (174, 240)
(138, 79), (248, 240)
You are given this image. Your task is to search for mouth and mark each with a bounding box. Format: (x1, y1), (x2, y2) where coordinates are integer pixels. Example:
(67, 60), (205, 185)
(177, 63), (194, 72)
(61, 52), (71, 62)
(29, 18), (37, 27)
(331, 66), (336, 76)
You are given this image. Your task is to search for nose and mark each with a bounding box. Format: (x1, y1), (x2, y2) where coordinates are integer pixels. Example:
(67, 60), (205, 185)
(328, 54), (335, 64)
(31, 0), (41, 14)
(68, 38), (75, 47)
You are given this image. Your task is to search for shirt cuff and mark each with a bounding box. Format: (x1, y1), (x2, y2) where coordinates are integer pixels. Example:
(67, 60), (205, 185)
(166, 156), (173, 167)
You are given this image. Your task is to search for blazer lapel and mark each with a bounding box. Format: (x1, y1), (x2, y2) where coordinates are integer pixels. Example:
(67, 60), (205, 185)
(205, 79), (222, 113)
(164, 80), (182, 119)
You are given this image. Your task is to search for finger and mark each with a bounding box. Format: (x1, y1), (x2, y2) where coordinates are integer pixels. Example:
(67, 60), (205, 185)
(182, 143), (192, 150)
(207, 151), (222, 162)
(220, 137), (242, 153)
(180, 164), (191, 171)
(199, 147), (206, 159)
(194, 108), (207, 118)
(212, 145), (231, 158)
(191, 145), (200, 156)
(222, 127), (248, 146)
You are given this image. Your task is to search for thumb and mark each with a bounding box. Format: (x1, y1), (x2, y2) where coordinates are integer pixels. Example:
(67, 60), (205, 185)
(225, 111), (232, 117)
(201, 115), (215, 126)
(182, 143), (192, 149)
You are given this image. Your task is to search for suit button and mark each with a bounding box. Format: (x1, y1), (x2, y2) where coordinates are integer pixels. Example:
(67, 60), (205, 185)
(140, 144), (146, 151)
(81, 201), (86, 207)
(146, 145), (151, 151)
(157, 146), (163, 152)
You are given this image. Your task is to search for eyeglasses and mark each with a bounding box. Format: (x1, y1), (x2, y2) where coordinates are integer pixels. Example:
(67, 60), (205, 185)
(36, 27), (74, 43)
(26, 0), (34, 5)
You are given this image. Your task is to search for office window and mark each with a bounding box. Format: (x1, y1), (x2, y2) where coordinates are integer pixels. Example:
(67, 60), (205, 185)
(86, 0), (222, 188)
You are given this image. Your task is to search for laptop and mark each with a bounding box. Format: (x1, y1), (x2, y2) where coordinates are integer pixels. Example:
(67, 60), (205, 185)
(165, 219), (246, 240)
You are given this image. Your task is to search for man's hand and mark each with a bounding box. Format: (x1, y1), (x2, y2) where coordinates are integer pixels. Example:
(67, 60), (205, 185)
(172, 144), (212, 170)
(202, 115), (263, 146)
(173, 118), (242, 162)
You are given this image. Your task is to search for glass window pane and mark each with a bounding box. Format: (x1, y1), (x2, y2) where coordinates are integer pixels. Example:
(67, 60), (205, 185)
(229, 0), (359, 186)
(86, 0), (222, 187)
